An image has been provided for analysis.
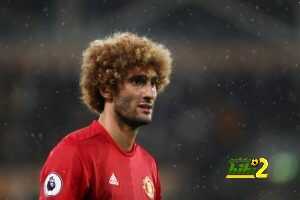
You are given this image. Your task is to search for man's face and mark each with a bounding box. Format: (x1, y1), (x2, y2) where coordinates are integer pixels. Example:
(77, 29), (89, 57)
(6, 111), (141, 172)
(113, 67), (158, 127)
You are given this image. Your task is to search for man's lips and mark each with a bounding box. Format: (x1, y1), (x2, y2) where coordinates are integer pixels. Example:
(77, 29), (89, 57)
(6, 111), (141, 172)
(138, 103), (152, 109)
(138, 103), (153, 113)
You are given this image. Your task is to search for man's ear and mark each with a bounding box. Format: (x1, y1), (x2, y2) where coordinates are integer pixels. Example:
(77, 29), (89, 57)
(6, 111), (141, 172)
(99, 87), (113, 101)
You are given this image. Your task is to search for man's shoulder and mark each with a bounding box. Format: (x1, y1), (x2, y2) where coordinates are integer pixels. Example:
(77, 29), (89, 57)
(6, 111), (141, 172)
(63, 126), (94, 143)
(58, 120), (106, 147)
(136, 144), (157, 164)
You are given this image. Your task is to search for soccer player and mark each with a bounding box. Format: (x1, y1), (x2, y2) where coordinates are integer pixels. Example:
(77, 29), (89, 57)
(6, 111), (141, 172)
(39, 32), (173, 200)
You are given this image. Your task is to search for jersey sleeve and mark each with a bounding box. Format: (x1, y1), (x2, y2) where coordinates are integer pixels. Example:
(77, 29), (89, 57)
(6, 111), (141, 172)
(154, 160), (162, 200)
(39, 141), (89, 199)
(155, 170), (162, 200)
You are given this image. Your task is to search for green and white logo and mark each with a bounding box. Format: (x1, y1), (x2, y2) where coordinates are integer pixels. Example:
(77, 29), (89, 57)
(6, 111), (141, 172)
(225, 157), (269, 179)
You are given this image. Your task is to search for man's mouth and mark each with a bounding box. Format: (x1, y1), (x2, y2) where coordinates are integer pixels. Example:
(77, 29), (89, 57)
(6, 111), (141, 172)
(138, 103), (153, 114)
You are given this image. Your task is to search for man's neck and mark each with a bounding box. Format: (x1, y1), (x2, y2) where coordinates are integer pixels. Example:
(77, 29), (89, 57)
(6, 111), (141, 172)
(98, 111), (138, 152)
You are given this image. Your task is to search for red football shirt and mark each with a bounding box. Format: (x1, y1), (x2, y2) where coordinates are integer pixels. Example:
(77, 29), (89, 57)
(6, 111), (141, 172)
(39, 120), (161, 200)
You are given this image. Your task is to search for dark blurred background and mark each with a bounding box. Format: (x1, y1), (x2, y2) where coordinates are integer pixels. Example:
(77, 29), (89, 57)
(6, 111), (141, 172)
(1, 0), (300, 199)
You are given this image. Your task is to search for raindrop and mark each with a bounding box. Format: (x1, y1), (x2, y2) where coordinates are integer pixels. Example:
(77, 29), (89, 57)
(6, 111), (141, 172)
(225, 5), (231, 10)
(38, 133), (43, 140)
(43, 7), (48, 13)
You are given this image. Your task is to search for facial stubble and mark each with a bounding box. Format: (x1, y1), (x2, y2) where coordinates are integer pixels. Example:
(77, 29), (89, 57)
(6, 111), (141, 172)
(114, 95), (152, 129)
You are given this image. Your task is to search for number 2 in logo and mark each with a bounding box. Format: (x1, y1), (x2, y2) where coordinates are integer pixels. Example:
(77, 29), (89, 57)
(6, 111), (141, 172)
(255, 157), (268, 179)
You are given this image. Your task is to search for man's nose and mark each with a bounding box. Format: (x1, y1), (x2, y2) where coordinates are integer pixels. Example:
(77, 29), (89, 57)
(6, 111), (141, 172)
(143, 84), (157, 101)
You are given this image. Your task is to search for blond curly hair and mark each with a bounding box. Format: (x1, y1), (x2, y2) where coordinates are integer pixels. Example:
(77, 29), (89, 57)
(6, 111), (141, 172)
(80, 32), (173, 114)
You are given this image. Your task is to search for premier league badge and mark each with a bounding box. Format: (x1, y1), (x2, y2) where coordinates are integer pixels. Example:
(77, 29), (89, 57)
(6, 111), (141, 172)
(44, 173), (62, 196)
(47, 176), (56, 191)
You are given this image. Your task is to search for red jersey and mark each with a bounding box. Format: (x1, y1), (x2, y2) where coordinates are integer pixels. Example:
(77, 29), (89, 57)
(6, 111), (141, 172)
(39, 120), (161, 200)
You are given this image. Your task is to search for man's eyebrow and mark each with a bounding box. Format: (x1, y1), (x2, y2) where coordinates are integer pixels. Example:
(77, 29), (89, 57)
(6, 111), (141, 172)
(150, 75), (159, 79)
(128, 74), (158, 79)
(128, 74), (146, 79)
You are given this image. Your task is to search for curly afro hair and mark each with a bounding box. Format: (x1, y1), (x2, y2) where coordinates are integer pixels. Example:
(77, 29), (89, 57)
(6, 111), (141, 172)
(80, 32), (173, 114)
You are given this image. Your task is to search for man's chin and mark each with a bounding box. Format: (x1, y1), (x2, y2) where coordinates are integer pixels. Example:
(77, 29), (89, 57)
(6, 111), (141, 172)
(134, 115), (152, 125)
(117, 113), (151, 128)
(128, 116), (152, 128)
(138, 117), (152, 124)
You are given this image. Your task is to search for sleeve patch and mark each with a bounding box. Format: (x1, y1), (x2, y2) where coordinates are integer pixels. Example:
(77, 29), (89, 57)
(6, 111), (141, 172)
(44, 172), (63, 196)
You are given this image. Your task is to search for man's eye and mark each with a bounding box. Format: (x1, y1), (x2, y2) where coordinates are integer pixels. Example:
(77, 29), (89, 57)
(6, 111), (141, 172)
(130, 76), (147, 85)
(151, 78), (159, 87)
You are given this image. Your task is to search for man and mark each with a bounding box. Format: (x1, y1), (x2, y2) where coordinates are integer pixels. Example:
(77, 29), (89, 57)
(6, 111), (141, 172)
(39, 32), (173, 199)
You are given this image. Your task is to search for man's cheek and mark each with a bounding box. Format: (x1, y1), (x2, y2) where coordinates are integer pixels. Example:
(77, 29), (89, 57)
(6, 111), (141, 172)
(116, 95), (134, 112)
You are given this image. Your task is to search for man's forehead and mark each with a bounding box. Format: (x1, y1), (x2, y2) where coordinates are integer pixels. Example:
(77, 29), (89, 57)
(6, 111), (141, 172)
(127, 66), (158, 77)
